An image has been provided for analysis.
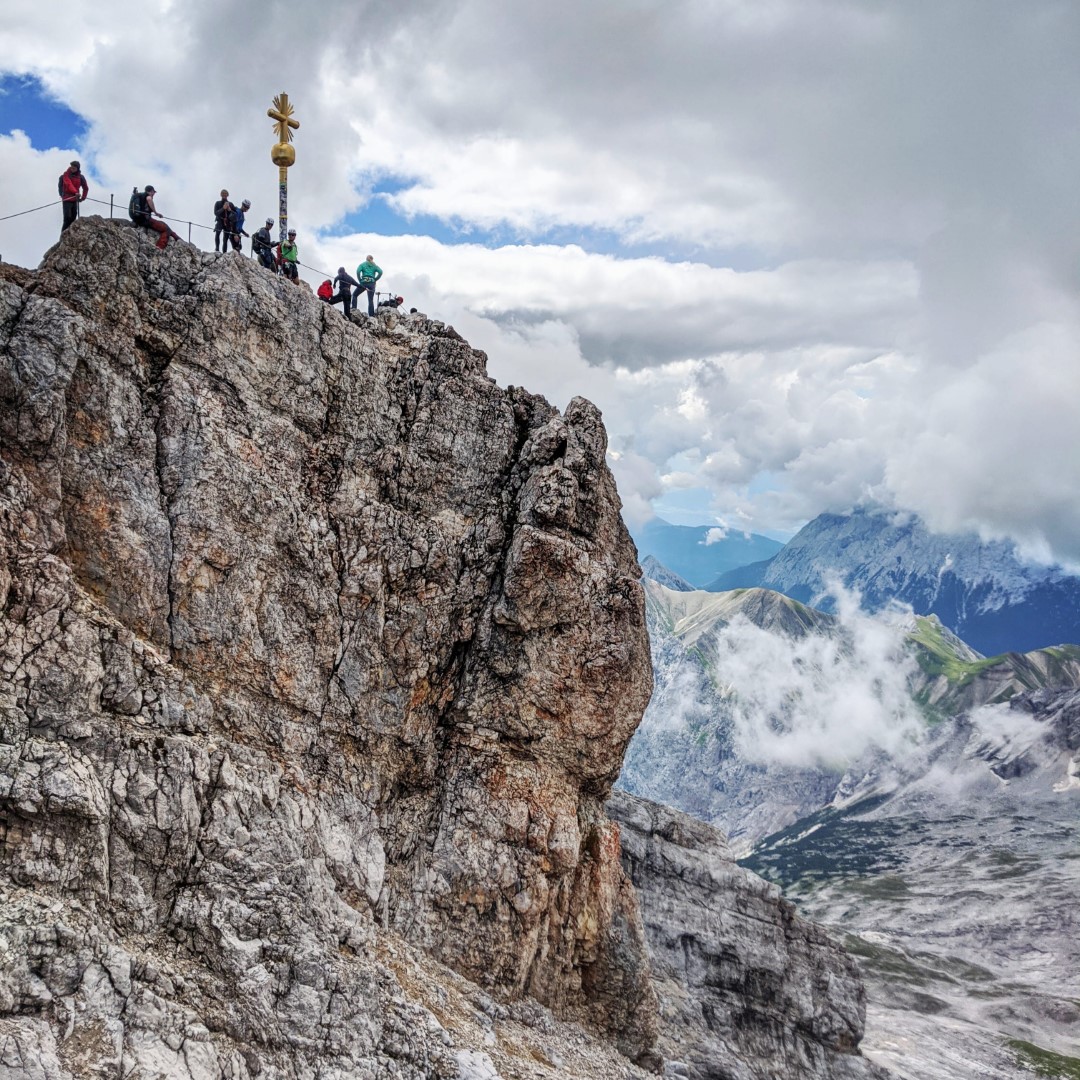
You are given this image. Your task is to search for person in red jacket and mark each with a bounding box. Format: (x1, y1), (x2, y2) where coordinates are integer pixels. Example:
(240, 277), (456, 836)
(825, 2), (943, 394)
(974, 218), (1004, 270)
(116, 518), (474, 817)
(58, 161), (88, 234)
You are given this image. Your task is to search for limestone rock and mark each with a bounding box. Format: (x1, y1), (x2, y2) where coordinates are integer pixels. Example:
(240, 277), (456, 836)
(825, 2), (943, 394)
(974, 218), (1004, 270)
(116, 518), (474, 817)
(0, 218), (654, 1076)
(608, 790), (891, 1080)
(0, 217), (885, 1079)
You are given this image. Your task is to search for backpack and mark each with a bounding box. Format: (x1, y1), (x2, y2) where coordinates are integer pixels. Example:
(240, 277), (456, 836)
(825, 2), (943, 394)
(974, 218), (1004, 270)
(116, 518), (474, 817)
(317, 280), (333, 300)
(128, 188), (149, 224)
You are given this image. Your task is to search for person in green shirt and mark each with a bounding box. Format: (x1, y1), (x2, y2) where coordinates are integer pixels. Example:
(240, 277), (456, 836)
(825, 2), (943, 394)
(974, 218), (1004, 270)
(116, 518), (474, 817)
(354, 255), (382, 315)
(275, 229), (299, 281)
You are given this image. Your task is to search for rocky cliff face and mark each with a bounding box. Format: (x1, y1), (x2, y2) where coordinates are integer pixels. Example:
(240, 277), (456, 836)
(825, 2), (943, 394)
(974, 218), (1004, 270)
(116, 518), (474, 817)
(0, 218), (655, 1077)
(608, 792), (890, 1080)
(0, 218), (884, 1080)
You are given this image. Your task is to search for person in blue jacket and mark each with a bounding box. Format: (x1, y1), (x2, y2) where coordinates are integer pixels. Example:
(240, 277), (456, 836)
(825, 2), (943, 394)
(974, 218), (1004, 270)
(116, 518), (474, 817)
(227, 199), (251, 251)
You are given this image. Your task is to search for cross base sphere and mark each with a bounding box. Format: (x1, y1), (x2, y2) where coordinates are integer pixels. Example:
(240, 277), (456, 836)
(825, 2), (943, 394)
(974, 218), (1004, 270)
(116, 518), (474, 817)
(271, 143), (296, 168)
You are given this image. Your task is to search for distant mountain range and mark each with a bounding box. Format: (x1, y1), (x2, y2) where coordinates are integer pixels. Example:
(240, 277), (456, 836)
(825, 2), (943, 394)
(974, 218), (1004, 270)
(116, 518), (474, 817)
(706, 506), (1080, 655)
(630, 517), (782, 589)
(739, 689), (1080, 1080)
(622, 576), (1080, 1078)
(621, 578), (1080, 848)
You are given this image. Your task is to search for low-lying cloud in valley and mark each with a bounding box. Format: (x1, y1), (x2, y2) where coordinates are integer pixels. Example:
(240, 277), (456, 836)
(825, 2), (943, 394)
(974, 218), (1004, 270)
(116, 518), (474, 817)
(712, 589), (926, 769)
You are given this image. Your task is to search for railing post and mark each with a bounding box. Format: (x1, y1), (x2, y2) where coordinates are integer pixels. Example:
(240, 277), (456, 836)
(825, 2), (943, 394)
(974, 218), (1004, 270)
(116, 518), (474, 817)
(110, 194), (114, 219)
(188, 222), (192, 244)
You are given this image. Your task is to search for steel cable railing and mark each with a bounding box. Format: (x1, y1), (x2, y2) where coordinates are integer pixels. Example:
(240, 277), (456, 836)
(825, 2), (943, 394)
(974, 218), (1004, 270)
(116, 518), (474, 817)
(2, 194), (403, 305)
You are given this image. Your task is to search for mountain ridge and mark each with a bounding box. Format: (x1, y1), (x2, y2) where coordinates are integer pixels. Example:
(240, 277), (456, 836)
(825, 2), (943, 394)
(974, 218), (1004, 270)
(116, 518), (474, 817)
(622, 579), (1080, 847)
(631, 517), (783, 589)
(707, 506), (1080, 654)
(626, 577), (1080, 1076)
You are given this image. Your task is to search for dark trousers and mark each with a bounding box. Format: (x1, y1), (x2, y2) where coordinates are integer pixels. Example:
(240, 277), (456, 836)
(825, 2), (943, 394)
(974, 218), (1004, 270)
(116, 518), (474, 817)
(255, 247), (275, 269)
(329, 290), (352, 317)
(214, 226), (225, 252)
(353, 281), (376, 315)
(61, 200), (79, 232)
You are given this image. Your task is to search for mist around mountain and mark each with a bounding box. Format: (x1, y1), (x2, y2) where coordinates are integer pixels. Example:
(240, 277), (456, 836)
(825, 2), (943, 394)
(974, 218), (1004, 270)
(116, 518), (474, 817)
(622, 578), (1080, 1078)
(624, 578), (1080, 846)
(630, 517), (783, 589)
(707, 506), (1080, 655)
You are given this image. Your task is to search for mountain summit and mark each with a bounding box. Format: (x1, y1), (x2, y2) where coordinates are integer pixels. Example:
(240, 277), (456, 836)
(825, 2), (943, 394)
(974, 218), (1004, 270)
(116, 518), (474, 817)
(0, 219), (886, 1079)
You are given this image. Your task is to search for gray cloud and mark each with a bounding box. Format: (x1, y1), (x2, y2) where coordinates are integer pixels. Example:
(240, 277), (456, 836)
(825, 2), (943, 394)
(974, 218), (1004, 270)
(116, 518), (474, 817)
(4, 1), (1080, 561)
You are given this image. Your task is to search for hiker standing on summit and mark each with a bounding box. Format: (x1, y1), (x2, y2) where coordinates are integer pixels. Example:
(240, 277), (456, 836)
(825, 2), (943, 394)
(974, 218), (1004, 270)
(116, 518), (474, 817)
(218, 198), (237, 254)
(252, 218), (275, 268)
(277, 229), (299, 281)
(213, 190), (230, 252)
(229, 199), (251, 252)
(58, 161), (88, 234)
(354, 255), (382, 316)
(332, 266), (359, 317)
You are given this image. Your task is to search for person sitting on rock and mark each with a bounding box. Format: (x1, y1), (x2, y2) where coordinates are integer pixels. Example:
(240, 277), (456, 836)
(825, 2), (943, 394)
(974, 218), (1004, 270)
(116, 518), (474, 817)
(353, 255), (382, 316)
(377, 295), (404, 309)
(331, 267), (359, 318)
(277, 229), (299, 281)
(134, 186), (182, 250)
(252, 218), (276, 269)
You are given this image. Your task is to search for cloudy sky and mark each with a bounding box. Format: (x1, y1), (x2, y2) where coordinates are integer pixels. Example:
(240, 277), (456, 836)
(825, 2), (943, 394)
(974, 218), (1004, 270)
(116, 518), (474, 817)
(3, 1), (1080, 563)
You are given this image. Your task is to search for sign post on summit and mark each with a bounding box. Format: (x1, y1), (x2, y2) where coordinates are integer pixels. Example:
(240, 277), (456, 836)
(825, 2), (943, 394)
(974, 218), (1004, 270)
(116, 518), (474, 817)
(267, 93), (300, 244)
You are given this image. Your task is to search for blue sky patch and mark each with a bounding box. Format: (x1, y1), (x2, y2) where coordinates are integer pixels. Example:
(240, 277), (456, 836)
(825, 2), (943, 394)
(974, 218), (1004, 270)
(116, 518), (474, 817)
(0, 74), (86, 149)
(330, 196), (461, 246)
(324, 178), (770, 268)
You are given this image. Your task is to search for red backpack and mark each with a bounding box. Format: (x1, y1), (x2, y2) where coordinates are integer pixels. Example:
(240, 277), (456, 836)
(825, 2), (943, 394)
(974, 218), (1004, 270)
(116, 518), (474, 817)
(317, 280), (333, 300)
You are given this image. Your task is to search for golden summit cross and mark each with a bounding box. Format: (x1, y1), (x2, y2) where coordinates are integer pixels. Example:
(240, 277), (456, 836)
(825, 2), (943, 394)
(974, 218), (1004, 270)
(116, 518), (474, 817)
(268, 93), (300, 143)
(268, 93), (300, 244)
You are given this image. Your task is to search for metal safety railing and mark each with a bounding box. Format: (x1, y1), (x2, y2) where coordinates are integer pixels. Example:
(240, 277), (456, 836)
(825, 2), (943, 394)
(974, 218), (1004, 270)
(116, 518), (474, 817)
(1, 194), (403, 305)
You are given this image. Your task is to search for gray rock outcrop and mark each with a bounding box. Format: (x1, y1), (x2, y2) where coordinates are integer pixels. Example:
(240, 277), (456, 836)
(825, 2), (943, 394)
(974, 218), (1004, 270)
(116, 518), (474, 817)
(1, 218), (654, 1077)
(1, 217), (886, 1079)
(608, 791), (890, 1080)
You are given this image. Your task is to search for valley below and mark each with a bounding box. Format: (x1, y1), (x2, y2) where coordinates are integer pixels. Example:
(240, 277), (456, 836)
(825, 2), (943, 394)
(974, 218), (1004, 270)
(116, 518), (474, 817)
(622, 571), (1080, 1079)
(745, 767), (1080, 1079)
